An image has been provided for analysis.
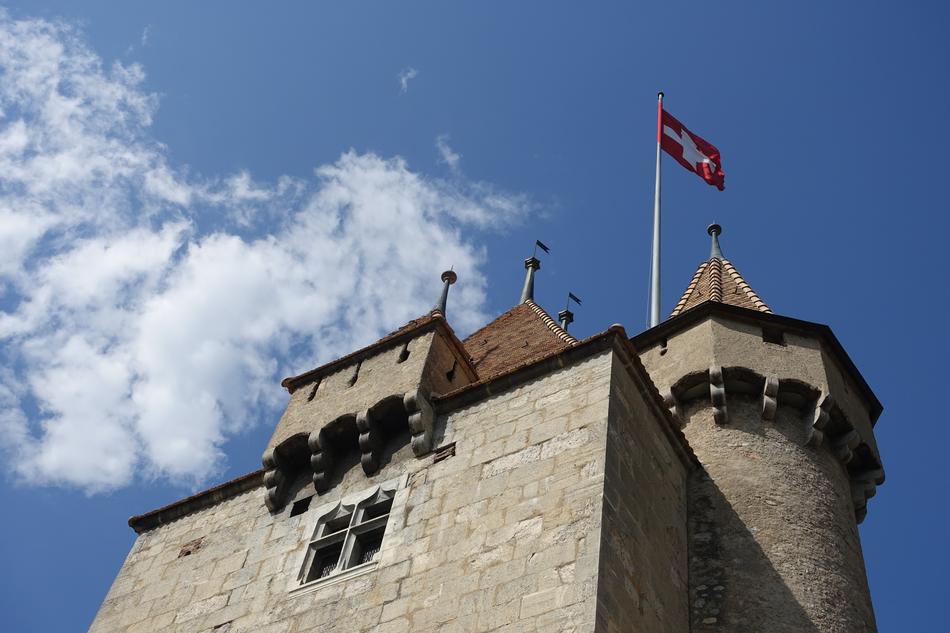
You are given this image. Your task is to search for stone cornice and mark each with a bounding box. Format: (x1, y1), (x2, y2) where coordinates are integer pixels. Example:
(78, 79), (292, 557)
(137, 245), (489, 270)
(128, 470), (264, 534)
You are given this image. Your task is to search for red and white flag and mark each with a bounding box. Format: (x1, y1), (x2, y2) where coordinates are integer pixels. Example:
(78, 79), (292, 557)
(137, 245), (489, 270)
(659, 110), (725, 191)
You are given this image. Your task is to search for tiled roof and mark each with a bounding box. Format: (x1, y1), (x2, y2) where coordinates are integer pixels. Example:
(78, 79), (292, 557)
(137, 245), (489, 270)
(463, 300), (577, 379)
(670, 257), (771, 318)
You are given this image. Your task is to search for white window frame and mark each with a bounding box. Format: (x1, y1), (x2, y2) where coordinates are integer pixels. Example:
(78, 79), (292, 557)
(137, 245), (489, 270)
(289, 477), (401, 595)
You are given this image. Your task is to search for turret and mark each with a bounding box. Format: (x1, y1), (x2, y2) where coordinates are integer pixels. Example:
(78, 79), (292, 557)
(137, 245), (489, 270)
(633, 225), (884, 633)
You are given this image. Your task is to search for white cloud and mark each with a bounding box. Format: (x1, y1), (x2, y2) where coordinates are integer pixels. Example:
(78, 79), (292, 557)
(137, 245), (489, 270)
(140, 25), (151, 48)
(436, 134), (462, 172)
(397, 67), (418, 93)
(0, 12), (528, 492)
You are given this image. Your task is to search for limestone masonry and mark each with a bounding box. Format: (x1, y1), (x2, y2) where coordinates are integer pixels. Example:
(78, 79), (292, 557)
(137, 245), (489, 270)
(90, 228), (884, 632)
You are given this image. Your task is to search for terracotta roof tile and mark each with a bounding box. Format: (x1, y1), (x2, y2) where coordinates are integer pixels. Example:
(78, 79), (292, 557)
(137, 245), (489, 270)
(463, 300), (577, 379)
(670, 257), (771, 318)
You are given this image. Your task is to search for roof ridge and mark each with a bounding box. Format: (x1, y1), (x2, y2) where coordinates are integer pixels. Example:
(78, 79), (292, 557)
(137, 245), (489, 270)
(524, 299), (578, 345)
(721, 259), (772, 313)
(709, 258), (723, 303)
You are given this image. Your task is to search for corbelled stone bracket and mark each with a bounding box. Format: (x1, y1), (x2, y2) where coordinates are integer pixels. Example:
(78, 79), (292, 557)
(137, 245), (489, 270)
(309, 427), (334, 494)
(357, 408), (383, 476)
(404, 390), (436, 456)
(262, 448), (290, 512)
(761, 375), (779, 422)
(662, 388), (684, 428)
(709, 365), (728, 425)
(807, 393), (833, 447)
(851, 468), (884, 523)
(832, 430), (860, 464)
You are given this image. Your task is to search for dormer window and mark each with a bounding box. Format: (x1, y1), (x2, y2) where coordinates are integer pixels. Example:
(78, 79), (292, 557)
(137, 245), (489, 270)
(297, 485), (395, 587)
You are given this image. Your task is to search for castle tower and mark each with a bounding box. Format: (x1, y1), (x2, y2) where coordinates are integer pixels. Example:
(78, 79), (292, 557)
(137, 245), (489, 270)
(633, 225), (885, 632)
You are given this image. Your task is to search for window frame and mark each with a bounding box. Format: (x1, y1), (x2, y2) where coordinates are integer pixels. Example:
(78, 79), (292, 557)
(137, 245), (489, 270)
(289, 478), (401, 595)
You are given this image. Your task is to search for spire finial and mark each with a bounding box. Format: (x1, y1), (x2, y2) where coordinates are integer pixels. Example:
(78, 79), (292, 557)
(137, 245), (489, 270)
(558, 308), (574, 330)
(558, 292), (582, 331)
(520, 257), (541, 303)
(431, 269), (457, 317)
(708, 223), (724, 260)
(520, 240), (550, 303)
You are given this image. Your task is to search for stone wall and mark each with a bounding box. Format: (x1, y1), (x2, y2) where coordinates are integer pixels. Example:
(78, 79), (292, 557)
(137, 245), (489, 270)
(90, 352), (617, 633)
(268, 331), (436, 453)
(683, 395), (877, 632)
(595, 356), (690, 633)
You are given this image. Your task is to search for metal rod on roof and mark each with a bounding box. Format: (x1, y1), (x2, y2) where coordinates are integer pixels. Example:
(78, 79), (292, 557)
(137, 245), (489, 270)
(431, 269), (458, 317)
(521, 240), (547, 303)
(558, 292), (581, 331)
(708, 223), (724, 260)
(520, 257), (540, 303)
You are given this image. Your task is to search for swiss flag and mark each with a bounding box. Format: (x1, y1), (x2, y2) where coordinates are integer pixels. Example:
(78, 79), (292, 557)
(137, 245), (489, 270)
(660, 110), (725, 191)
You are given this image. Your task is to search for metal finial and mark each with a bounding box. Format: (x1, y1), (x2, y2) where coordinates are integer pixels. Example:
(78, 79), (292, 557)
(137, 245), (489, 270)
(520, 256), (541, 303)
(431, 269), (458, 316)
(558, 309), (574, 331)
(559, 292), (581, 331)
(707, 223), (724, 260)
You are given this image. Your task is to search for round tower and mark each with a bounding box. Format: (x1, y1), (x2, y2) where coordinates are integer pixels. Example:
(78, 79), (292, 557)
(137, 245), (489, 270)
(634, 225), (884, 633)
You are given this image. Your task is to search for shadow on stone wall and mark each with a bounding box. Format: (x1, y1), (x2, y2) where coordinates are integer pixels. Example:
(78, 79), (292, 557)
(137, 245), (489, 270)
(689, 470), (820, 633)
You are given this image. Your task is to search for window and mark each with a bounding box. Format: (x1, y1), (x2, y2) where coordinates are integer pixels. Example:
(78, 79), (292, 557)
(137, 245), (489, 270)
(298, 486), (395, 586)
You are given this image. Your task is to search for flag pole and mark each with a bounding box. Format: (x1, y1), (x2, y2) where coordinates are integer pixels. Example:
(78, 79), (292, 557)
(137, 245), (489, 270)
(650, 91), (664, 328)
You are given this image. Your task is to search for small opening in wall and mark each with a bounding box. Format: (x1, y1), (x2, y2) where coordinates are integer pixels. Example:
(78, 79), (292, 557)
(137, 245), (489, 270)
(433, 442), (456, 464)
(348, 361), (362, 387)
(307, 379), (321, 402)
(659, 337), (668, 356)
(178, 537), (204, 558)
(290, 496), (313, 517)
(397, 342), (410, 363)
(446, 360), (457, 383)
(762, 326), (786, 346)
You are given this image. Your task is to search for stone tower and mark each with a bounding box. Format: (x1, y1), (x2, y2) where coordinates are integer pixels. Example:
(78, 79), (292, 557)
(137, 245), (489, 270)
(634, 225), (884, 632)
(89, 233), (884, 633)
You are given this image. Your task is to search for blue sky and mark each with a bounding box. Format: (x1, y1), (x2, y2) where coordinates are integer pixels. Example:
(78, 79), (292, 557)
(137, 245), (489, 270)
(0, 2), (946, 631)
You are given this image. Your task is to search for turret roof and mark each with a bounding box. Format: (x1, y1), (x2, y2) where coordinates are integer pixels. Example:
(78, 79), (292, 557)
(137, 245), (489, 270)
(463, 299), (577, 379)
(669, 225), (771, 318)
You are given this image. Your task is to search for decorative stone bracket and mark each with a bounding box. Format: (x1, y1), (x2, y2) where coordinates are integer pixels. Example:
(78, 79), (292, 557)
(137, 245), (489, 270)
(357, 408), (383, 476)
(262, 433), (309, 512)
(709, 365), (729, 426)
(262, 449), (290, 512)
(404, 389), (435, 457)
(761, 375), (779, 422)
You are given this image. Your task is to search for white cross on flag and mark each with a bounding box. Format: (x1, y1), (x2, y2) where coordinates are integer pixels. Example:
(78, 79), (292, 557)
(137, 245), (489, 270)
(659, 109), (725, 190)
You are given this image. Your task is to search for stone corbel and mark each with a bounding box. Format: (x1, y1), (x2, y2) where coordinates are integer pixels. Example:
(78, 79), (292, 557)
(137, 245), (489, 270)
(832, 430), (860, 464)
(761, 375), (779, 422)
(309, 428), (334, 494)
(709, 365), (728, 426)
(807, 393), (833, 447)
(850, 468), (883, 524)
(357, 408), (383, 475)
(262, 448), (290, 512)
(404, 390), (435, 456)
(662, 388), (684, 428)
